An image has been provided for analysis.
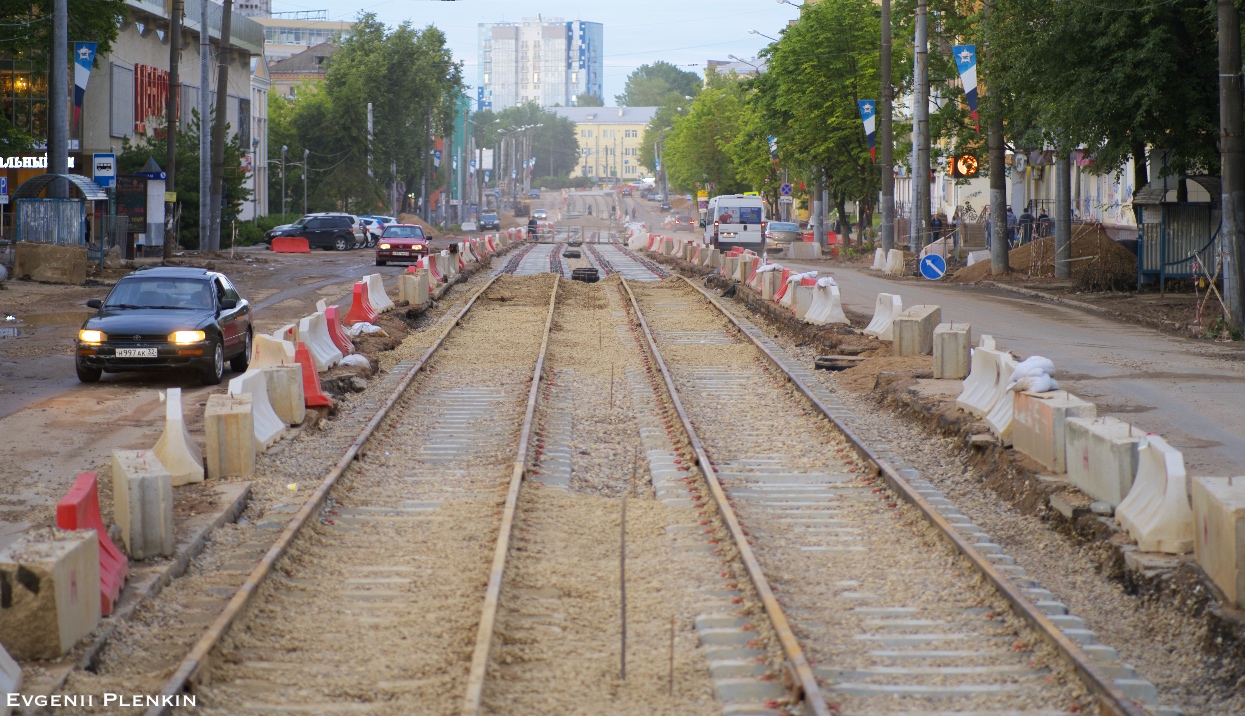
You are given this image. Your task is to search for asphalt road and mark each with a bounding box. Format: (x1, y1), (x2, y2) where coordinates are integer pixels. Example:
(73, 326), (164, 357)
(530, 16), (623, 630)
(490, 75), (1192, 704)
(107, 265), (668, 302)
(780, 260), (1245, 476)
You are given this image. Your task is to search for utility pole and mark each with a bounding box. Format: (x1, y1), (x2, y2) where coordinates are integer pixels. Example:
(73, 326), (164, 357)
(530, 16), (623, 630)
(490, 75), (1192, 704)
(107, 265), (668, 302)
(280, 145), (287, 217)
(913, 0), (930, 252)
(1055, 153), (1071, 279)
(422, 111), (432, 222)
(367, 102), (374, 178)
(303, 148), (309, 215)
(164, 0), (181, 260)
(879, 0), (894, 252)
(47, 0), (68, 196)
(208, 0), (233, 253)
(986, 4), (1008, 276)
(812, 174), (823, 245)
(198, 0), (210, 251)
(1220, 0), (1245, 327)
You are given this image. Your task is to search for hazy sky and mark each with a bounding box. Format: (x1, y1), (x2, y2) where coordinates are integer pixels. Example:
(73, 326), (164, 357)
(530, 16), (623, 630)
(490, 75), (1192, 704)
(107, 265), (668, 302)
(269, 0), (799, 102)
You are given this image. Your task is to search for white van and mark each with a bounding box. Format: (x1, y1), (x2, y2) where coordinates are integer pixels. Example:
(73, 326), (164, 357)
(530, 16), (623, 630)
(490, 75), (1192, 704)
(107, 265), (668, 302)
(704, 194), (766, 251)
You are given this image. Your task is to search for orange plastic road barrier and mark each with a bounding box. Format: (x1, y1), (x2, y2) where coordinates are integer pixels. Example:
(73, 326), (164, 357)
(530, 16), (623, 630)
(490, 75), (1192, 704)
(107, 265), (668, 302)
(296, 342), (334, 408)
(773, 269), (793, 301)
(57, 472), (128, 616)
(343, 281), (378, 326)
(324, 305), (354, 356)
(800, 276), (817, 286)
(271, 236), (311, 253)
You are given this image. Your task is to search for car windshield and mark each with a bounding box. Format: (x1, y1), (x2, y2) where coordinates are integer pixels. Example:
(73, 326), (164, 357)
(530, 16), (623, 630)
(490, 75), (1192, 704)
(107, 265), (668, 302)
(105, 277), (214, 310)
(482, 214), (498, 221)
(289, 217), (308, 228)
(768, 222), (799, 231)
(382, 226), (425, 239)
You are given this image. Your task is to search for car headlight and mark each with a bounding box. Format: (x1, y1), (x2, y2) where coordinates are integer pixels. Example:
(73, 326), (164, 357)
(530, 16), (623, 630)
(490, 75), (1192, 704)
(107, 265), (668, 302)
(379, 243), (391, 250)
(412, 244), (424, 250)
(78, 329), (105, 345)
(169, 330), (206, 345)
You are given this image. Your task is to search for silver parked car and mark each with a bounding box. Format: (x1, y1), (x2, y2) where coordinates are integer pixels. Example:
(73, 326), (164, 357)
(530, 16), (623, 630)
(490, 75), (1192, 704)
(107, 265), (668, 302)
(764, 221), (803, 249)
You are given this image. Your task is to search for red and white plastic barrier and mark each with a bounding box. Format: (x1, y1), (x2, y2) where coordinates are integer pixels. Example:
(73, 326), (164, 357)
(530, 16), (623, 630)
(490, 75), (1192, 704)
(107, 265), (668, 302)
(363, 274), (394, 313)
(298, 312), (343, 372)
(56, 472), (127, 616)
(344, 282), (379, 326)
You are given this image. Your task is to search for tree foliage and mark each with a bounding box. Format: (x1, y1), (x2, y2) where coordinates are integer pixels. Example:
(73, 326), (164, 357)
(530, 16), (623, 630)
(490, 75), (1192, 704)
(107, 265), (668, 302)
(663, 71), (748, 194)
(574, 92), (604, 107)
(469, 103), (579, 178)
(265, 13), (462, 215)
(616, 61), (701, 107)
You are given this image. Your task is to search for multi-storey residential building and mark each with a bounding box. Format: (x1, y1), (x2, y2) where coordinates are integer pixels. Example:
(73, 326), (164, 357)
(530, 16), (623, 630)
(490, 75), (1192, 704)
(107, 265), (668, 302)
(477, 19), (602, 110)
(254, 12), (353, 62)
(551, 106), (657, 181)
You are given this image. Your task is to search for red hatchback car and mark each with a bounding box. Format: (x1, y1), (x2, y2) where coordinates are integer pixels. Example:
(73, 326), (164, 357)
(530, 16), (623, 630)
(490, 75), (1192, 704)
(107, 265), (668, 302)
(375, 224), (431, 266)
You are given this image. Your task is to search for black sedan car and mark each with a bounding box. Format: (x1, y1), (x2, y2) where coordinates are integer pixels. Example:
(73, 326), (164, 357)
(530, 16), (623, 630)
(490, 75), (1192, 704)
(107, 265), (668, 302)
(75, 267), (253, 385)
(479, 213), (501, 231)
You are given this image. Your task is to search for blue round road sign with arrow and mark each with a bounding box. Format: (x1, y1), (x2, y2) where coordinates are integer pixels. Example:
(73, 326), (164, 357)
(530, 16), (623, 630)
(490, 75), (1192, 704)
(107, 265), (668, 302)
(920, 254), (947, 280)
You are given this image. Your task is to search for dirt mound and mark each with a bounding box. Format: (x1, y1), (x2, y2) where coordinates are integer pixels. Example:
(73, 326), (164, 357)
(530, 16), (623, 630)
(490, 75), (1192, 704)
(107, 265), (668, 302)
(950, 224), (1135, 288)
(397, 214), (437, 234)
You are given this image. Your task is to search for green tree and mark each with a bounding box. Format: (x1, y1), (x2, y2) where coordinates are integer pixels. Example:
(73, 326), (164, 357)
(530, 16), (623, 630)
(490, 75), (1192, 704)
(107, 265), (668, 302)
(0, 0), (129, 150)
(662, 71), (748, 194)
(574, 92), (604, 107)
(471, 103), (579, 178)
(616, 61), (701, 106)
(119, 111), (250, 249)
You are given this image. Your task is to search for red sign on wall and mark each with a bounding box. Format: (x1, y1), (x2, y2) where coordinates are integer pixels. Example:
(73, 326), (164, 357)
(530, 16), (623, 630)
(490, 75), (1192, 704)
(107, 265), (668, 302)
(134, 64), (169, 135)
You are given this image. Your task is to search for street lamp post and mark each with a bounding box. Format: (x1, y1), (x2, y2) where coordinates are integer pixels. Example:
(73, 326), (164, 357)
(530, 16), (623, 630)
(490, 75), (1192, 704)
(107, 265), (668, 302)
(303, 148), (309, 216)
(280, 145), (288, 218)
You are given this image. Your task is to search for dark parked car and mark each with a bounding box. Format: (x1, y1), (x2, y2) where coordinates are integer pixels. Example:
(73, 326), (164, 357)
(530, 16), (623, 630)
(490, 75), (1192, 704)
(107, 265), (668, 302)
(75, 267), (253, 385)
(375, 224), (431, 266)
(660, 200), (672, 213)
(479, 213), (501, 230)
(528, 189), (541, 199)
(267, 213), (362, 251)
(671, 214), (694, 232)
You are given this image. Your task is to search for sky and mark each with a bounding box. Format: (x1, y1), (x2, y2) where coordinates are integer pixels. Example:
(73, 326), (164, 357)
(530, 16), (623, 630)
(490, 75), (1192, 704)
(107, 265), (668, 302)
(268, 0), (800, 103)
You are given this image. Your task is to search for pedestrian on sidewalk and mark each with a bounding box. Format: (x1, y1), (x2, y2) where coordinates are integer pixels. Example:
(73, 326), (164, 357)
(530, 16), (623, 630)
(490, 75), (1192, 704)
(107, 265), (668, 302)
(1037, 208), (1052, 238)
(1019, 204), (1034, 245)
(1006, 206), (1018, 247)
(930, 214), (943, 245)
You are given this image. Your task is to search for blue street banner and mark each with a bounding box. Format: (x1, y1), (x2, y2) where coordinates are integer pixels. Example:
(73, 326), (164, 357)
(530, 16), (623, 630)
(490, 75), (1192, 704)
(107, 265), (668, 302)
(73, 43), (97, 129)
(952, 45), (979, 121)
(767, 135), (778, 160)
(433, 149), (442, 168)
(484, 170), (491, 183)
(857, 100), (877, 163)
(452, 155), (458, 171)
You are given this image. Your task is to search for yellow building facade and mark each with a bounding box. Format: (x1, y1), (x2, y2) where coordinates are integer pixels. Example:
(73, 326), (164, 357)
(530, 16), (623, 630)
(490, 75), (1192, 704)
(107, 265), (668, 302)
(552, 107), (657, 181)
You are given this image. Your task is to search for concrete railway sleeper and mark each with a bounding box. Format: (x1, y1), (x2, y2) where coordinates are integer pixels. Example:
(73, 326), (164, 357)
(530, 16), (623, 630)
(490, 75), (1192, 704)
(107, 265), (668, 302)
(621, 276), (1153, 716)
(133, 274), (562, 715)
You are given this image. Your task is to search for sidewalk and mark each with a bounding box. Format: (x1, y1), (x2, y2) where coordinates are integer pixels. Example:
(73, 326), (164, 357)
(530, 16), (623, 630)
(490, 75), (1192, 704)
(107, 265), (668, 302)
(780, 261), (1245, 476)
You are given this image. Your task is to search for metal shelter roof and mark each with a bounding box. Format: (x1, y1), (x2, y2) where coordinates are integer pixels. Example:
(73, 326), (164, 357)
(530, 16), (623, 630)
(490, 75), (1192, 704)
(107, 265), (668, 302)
(1133, 175), (1220, 206)
(13, 174), (108, 201)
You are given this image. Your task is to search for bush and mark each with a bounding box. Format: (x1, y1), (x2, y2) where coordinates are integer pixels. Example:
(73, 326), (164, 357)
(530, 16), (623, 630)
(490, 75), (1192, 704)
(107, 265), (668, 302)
(230, 214), (300, 247)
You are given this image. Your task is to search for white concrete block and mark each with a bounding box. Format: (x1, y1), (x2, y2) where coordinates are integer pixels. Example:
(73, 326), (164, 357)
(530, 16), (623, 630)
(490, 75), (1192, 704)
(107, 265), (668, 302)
(0, 642), (20, 715)
(967, 249), (990, 266)
(862, 293), (903, 341)
(760, 271), (781, 301)
(884, 248), (906, 275)
(1193, 476), (1245, 607)
(262, 365), (305, 427)
(708, 248), (722, 268)
(1066, 417), (1144, 507)
(723, 256), (739, 279)
(252, 333), (296, 369)
(893, 305), (942, 356)
(804, 283), (849, 325)
(152, 387), (204, 487)
(111, 449), (175, 559)
(363, 273), (395, 313)
(298, 312), (343, 373)
(398, 274), (417, 304)
(871, 247), (886, 270)
(414, 269), (430, 305)
(315, 298), (328, 313)
(1117, 435), (1194, 554)
(788, 242), (822, 259)
(205, 393), (256, 479)
(957, 348), (1015, 418)
(933, 323), (971, 380)
(737, 256), (756, 283)
(979, 334), (996, 350)
(229, 369), (286, 450)
(1011, 391), (1097, 473)
(0, 529), (100, 660)
(793, 285), (816, 320)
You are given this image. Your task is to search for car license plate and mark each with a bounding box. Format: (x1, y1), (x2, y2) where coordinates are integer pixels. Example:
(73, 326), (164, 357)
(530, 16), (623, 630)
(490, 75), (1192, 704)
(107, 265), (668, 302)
(392, 251), (410, 256)
(116, 348), (157, 358)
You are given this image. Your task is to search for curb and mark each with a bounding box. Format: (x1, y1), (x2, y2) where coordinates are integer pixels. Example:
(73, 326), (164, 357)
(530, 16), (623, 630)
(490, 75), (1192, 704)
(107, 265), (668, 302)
(982, 280), (1105, 314)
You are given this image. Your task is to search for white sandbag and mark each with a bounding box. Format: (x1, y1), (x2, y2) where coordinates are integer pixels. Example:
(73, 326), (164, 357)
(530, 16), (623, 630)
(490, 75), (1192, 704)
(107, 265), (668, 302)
(1009, 356), (1056, 384)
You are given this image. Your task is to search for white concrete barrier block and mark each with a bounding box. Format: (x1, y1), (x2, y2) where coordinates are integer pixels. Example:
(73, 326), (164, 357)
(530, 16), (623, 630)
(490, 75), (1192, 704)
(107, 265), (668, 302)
(0, 529), (100, 660)
(804, 283), (849, 325)
(153, 387), (204, 487)
(1012, 391), (1097, 473)
(884, 248), (906, 276)
(315, 298), (328, 313)
(262, 365), (305, 427)
(708, 248), (722, 268)
(1193, 476), (1245, 607)
(205, 393), (256, 479)
(983, 352), (1022, 444)
(111, 449), (174, 559)
(760, 271), (781, 301)
(793, 285), (816, 320)
(979, 334), (996, 351)
(398, 274), (417, 305)
(738, 256), (757, 283)
(229, 369), (286, 450)
(862, 293), (903, 341)
(298, 312), (343, 372)
(1066, 417), (1144, 507)
(415, 269), (430, 305)
(893, 304), (942, 356)
(723, 256), (739, 279)
(789, 242), (822, 260)
(933, 323), (971, 380)
(871, 247), (886, 270)
(272, 323), (296, 343)
(363, 273), (395, 313)
(252, 333), (296, 369)
(1117, 435), (1194, 554)
(0, 642), (20, 715)
(957, 348), (1014, 418)
(967, 249), (990, 266)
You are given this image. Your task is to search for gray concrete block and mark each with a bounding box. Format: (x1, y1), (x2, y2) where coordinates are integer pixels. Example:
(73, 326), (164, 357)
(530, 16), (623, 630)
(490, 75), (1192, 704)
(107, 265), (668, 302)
(933, 322), (971, 379)
(112, 449), (175, 559)
(893, 304), (942, 356)
(0, 528), (101, 660)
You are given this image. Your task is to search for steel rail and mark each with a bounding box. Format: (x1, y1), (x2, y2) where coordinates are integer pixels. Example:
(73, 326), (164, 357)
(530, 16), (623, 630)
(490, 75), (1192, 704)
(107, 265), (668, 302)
(143, 274), (505, 716)
(679, 275), (1149, 716)
(461, 276), (561, 716)
(619, 278), (833, 716)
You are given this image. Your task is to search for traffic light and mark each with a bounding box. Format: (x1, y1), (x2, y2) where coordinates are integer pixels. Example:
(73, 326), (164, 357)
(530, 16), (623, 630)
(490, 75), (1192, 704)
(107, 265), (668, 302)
(947, 154), (979, 178)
